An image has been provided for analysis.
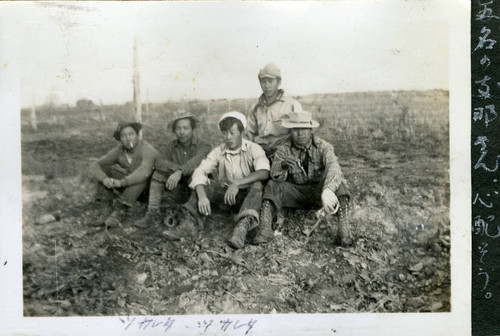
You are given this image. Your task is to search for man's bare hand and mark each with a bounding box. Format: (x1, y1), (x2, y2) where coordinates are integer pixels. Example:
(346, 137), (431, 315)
(112, 179), (123, 188)
(224, 184), (239, 206)
(321, 188), (339, 214)
(166, 170), (182, 191)
(198, 195), (211, 216)
(281, 157), (299, 170)
(102, 177), (114, 189)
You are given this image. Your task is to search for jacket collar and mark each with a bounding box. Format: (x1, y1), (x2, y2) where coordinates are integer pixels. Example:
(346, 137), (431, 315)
(259, 89), (285, 107)
(221, 139), (249, 155)
(174, 137), (200, 148)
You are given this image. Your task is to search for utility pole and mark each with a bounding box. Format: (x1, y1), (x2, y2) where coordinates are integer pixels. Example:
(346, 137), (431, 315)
(133, 38), (142, 125)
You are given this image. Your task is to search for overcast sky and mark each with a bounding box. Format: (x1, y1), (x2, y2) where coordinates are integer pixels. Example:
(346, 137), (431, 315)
(4, 1), (450, 107)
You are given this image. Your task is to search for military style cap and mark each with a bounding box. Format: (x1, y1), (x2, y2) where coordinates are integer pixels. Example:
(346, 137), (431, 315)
(258, 63), (281, 79)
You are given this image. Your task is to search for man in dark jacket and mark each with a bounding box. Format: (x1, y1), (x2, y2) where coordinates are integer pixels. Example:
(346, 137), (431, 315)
(134, 111), (211, 228)
(254, 111), (353, 246)
(90, 121), (157, 228)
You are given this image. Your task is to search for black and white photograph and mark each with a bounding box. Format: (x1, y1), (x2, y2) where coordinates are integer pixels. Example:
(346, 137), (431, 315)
(0, 0), (470, 335)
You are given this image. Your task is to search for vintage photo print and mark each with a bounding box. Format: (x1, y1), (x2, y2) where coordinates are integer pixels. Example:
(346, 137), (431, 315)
(0, 0), (470, 335)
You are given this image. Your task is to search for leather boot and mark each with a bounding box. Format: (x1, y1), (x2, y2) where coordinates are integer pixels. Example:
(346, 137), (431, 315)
(134, 208), (162, 228)
(253, 200), (274, 244)
(230, 216), (254, 249)
(337, 196), (353, 246)
(104, 202), (128, 229)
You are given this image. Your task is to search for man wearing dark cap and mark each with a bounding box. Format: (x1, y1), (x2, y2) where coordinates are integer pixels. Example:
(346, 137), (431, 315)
(254, 111), (353, 246)
(134, 111), (211, 228)
(245, 63), (303, 159)
(90, 121), (157, 228)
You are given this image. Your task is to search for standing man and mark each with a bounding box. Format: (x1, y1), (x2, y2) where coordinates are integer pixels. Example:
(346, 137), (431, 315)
(254, 111), (352, 246)
(90, 121), (157, 228)
(135, 111), (211, 228)
(164, 112), (270, 249)
(246, 63), (303, 158)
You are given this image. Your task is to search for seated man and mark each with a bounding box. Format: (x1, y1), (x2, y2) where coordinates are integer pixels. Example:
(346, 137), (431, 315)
(135, 111), (211, 227)
(254, 111), (352, 246)
(90, 121), (157, 228)
(245, 63), (303, 159)
(164, 112), (270, 249)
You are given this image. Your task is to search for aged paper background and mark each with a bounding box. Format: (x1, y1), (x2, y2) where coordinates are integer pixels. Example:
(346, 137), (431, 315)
(0, 1), (470, 335)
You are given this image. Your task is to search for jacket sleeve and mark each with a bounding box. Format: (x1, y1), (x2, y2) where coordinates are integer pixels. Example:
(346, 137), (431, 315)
(179, 141), (212, 177)
(89, 146), (121, 182)
(121, 146), (157, 187)
(189, 147), (220, 189)
(321, 142), (343, 193)
(154, 142), (180, 174)
(269, 146), (289, 182)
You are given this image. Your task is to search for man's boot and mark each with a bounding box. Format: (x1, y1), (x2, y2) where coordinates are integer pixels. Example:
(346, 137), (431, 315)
(134, 208), (162, 228)
(253, 200), (274, 244)
(337, 196), (353, 246)
(104, 202), (128, 229)
(163, 209), (201, 241)
(230, 216), (255, 249)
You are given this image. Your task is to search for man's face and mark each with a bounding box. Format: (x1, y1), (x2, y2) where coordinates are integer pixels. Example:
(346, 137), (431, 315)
(222, 122), (242, 150)
(174, 118), (194, 145)
(290, 128), (313, 147)
(259, 77), (281, 100)
(120, 126), (139, 150)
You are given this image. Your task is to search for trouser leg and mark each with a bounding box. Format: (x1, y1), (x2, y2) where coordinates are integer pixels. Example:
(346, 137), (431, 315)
(147, 179), (164, 210)
(234, 181), (263, 227)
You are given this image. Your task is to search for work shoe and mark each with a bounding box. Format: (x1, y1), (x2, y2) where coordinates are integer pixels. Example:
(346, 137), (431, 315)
(104, 204), (127, 229)
(134, 208), (162, 228)
(230, 216), (254, 249)
(253, 200), (274, 244)
(336, 196), (353, 247)
(163, 210), (200, 241)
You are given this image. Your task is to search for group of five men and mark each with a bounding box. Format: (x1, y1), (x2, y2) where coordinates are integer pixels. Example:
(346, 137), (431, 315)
(90, 63), (352, 249)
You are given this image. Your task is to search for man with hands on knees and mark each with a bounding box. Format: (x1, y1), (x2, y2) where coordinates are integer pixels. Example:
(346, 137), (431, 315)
(90, 121), (157, 229)
(254, 111), (353, 246)
(163, 111), (270, 249)
(134, 111), (211, 228)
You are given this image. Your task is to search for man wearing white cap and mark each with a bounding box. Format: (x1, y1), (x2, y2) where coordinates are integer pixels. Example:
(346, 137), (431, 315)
(254, 111), (352, 246)
(163, 112), (270, 249)
(246, 63), (303, 158)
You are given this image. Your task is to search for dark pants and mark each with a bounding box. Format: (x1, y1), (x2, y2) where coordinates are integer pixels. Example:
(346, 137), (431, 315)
(184, 180), (263, 225)
(263, 179), (350, 212)
(146, 171), (191, 210)
(95, 165), (150, 208)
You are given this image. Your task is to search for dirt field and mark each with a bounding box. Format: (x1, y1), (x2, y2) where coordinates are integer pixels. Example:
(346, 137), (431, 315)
(21, 90), (450, 316)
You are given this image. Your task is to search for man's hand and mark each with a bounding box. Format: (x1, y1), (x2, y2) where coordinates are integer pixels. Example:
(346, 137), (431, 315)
(224, 183), (239, 206)
(102, 177), (114, 189)
(321, 188), (339, 214)
(198, 195), (211, 216)
(112, 179), (123, 188)
(166, 170), (182, 191)
(281, 157), (300, 171)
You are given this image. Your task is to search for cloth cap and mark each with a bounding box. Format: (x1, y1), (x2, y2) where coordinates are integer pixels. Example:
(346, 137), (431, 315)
(258, 63), (281, 79)
(218, 111), (247, 130)
(169, 110), (200, 131)
(282, 111), (319, 129)
(113, 121), (142, 140)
